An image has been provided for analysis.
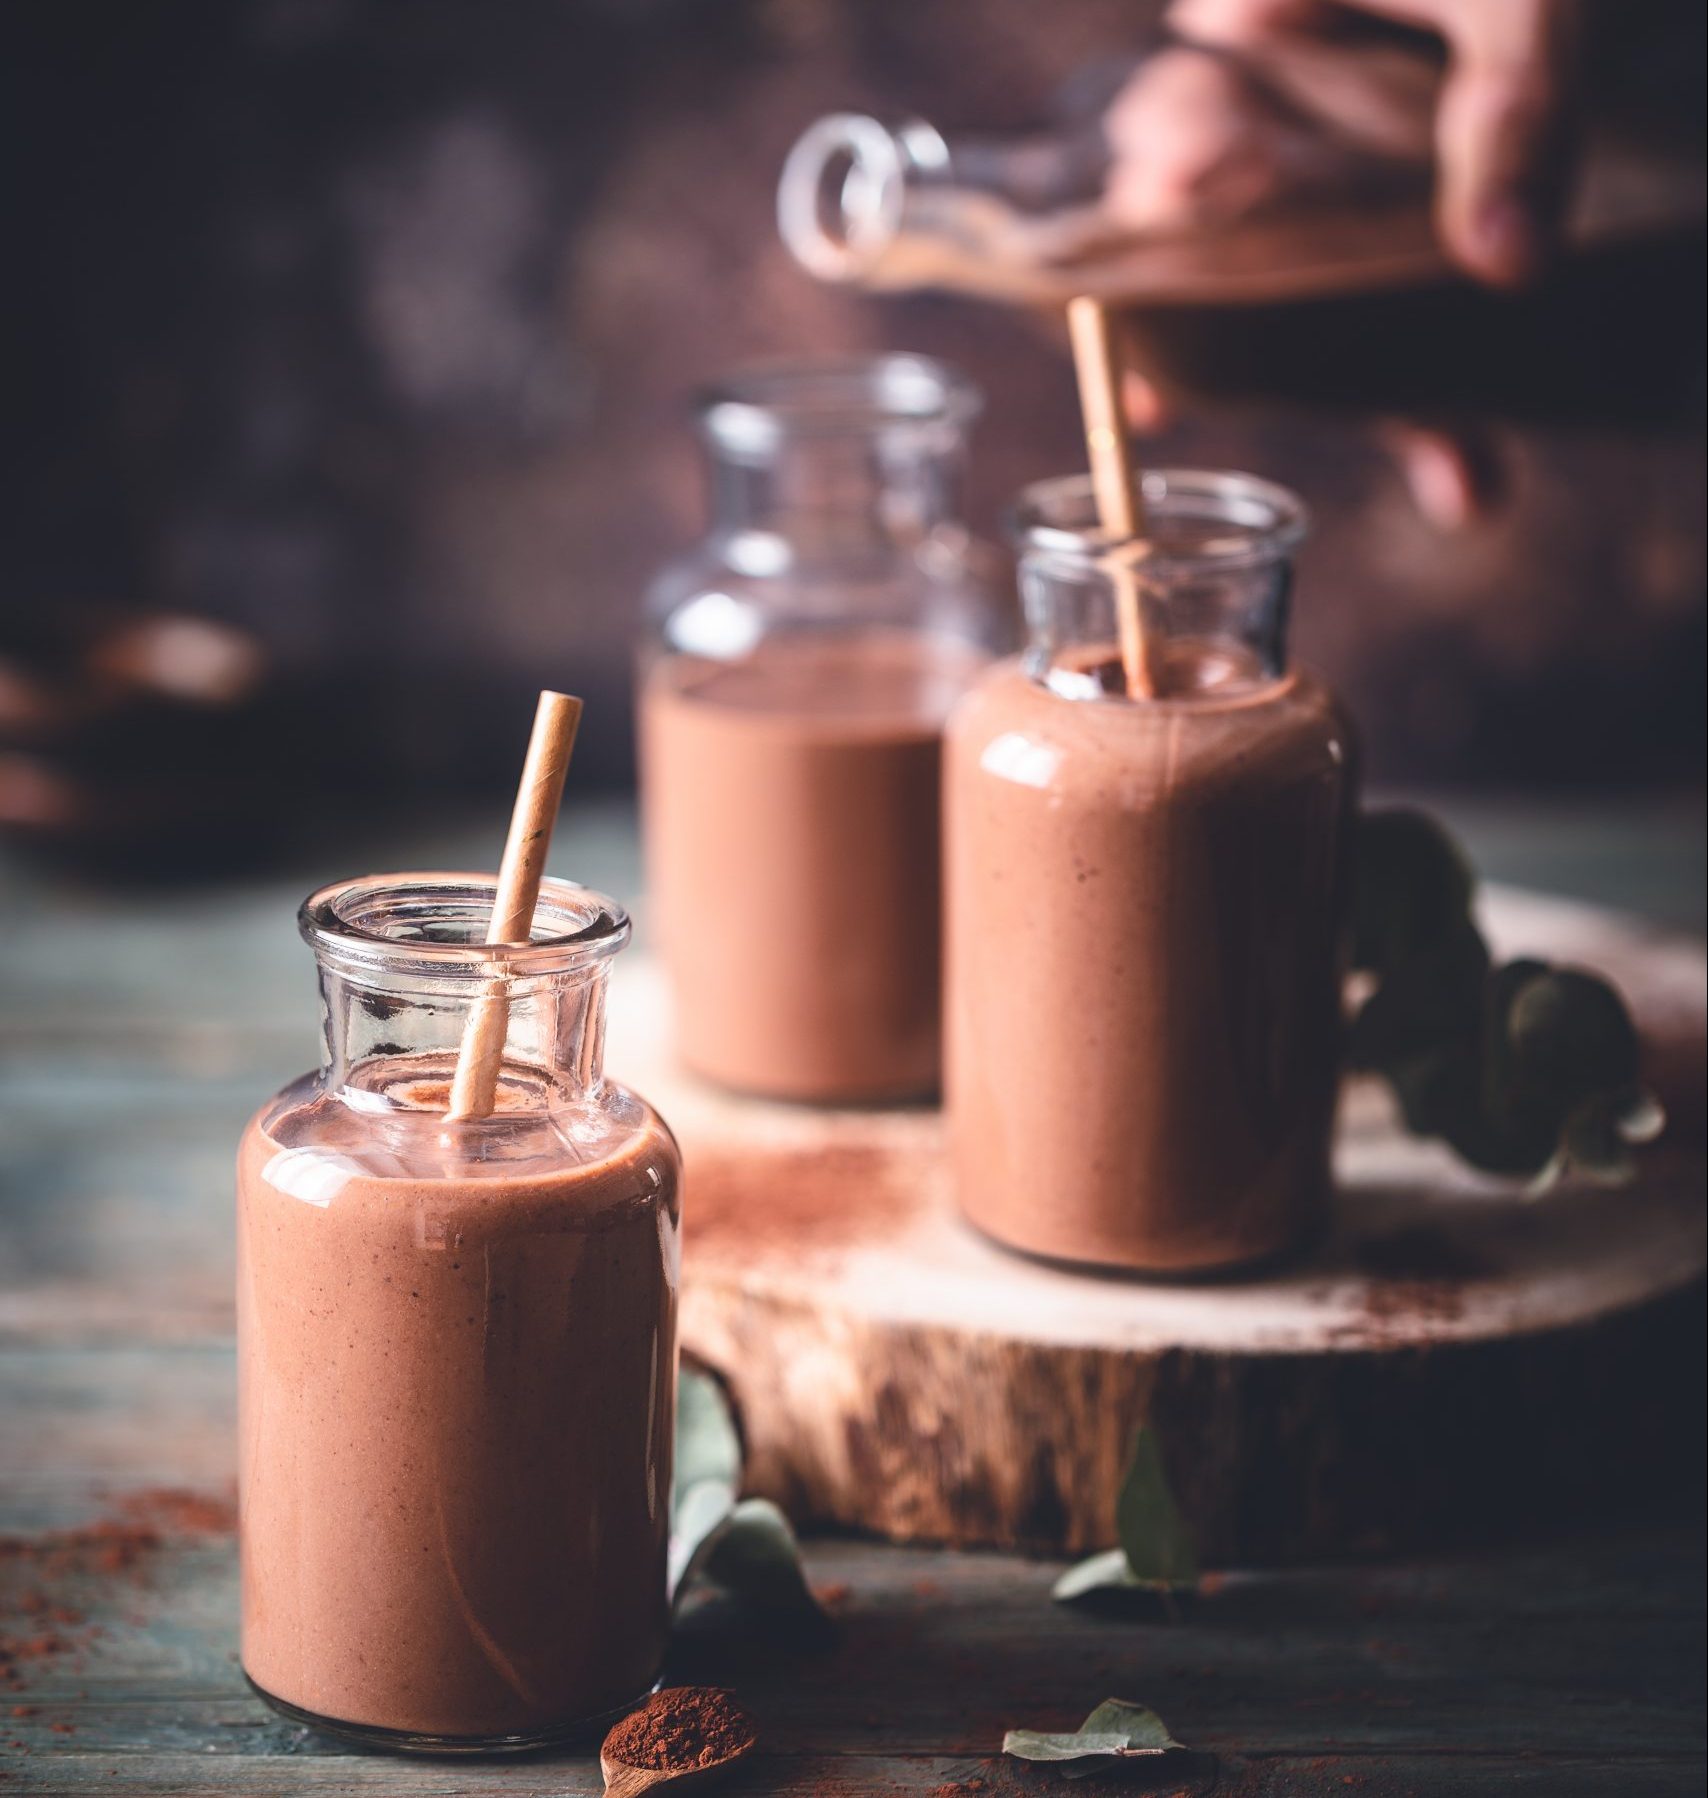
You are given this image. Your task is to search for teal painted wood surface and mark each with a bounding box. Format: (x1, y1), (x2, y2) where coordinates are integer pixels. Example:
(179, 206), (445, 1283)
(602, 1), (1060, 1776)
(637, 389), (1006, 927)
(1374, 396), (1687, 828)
(2, 802), (1703, 1796)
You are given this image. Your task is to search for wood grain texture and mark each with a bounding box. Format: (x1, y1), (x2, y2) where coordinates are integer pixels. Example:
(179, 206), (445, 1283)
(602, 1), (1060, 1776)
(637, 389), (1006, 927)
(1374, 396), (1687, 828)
(3, 1521), (1703, 1794)
(1, 819), (1703, 1795)
(609, 887), (1708, 1557)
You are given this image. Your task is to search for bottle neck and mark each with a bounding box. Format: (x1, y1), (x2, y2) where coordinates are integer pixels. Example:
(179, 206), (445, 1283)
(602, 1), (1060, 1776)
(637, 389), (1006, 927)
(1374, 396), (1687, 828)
(694, 357), (979, 578)
(704, 431), (966, 566)
(316, 963), (611, 1114)
(300, 874), (628, 1118)
(778, 113), (1112, 287)
(1014, 469), (1306, 702)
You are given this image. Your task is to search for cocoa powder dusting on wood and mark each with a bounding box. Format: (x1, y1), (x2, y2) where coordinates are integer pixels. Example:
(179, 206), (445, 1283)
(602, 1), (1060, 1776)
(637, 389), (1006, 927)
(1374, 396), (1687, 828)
(1323, 1225), (1499, 1345)
(601, 1685), (757, 1773)
(0, 1487), (236, 1690)
(685, 1142), (920, 1256)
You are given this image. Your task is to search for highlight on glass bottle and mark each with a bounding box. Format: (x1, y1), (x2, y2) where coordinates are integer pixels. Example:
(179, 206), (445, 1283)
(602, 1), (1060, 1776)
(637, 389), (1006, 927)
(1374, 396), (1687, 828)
(238, 871), (679, 1752)
(639, 354), (1006, 1103)
(1011, 467), (1308, 702)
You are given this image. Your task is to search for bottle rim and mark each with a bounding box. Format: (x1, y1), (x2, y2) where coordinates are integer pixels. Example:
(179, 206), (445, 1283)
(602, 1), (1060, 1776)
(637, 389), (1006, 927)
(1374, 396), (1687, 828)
(777, 113), (948, 281)
(300, 872), (630, 981)
(695, 354), (981, 458)
(1011, 467), (1309, 573)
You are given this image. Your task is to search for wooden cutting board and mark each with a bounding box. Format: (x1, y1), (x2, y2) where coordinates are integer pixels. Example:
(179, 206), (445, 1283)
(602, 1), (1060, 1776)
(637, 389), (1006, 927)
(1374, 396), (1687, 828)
(607, 886), (1706, 1563)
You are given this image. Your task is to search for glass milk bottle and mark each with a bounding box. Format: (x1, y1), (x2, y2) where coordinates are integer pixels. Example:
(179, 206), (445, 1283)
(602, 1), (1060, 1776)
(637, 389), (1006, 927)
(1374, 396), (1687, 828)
(778, 67), (1705, 429)
(944, 471), (1355, 1272)
(640, 356), (1006, 1101)
(778, 48), (1701, 311)
(237, 874), (679, 1750)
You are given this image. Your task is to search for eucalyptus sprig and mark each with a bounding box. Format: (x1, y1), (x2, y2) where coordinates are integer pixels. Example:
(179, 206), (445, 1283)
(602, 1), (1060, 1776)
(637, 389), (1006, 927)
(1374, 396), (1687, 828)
(1351, 809), (1663, 1186)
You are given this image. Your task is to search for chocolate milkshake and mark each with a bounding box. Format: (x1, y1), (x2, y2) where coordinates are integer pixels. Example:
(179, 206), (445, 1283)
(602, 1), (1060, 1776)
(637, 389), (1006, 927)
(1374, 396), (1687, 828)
(945, 472), (1354, 1272)
(641, 630), (983, 1099)
(640, 356), (1004, 1101)
(237, 875), (679, 1748)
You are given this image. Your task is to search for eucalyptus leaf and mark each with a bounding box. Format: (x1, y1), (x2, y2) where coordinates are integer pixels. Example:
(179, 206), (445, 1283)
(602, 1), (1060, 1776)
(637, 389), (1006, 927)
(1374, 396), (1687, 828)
(1506, 967), (1642, 1100)
(1004, 1698), (1183, 1777)
(1116, 1427), (1198, 1587)
(675, 1365), (743, 1497)
(669, 1368), (824, 1621)
(1347, 808), (1661, 1183)
(669, 1476), (738, 1600)
(1353, 807), (1476, 973)
(697, 1498), (825, 1619)
(1051, 1547), (1142, 1602)
(1055, 1429), (1198, 1607)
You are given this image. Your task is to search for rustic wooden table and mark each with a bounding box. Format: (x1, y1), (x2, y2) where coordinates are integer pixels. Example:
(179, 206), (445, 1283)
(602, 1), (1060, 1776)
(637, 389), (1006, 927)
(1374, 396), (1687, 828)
(3, 799), (1703, 1797)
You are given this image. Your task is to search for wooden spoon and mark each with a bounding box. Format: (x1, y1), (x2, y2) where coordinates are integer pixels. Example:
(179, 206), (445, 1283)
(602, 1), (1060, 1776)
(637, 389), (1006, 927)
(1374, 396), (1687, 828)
(599, 1735), (757, 1796)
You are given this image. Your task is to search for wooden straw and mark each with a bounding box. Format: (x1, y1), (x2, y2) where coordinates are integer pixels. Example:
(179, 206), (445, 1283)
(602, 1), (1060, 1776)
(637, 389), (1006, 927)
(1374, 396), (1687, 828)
(1066, 295), (1155, 699)
(446, 690), (583, 1120)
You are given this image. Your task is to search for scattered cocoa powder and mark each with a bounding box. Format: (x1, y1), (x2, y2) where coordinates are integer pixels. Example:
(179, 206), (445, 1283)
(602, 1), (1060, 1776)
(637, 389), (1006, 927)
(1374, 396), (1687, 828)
(0, 1487), (236, 1691)
(1317, 1226), (1502, 1346)
(601, 1686), (757, 1773)
(684, 1142), (919, 1256)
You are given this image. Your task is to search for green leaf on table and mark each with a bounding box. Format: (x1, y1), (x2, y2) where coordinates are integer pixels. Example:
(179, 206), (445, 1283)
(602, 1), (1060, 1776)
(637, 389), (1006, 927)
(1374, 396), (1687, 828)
(1053, 1427), (1198, 1603)
(675, 1364), (743, 1496)
(1051, 1547), (1144, 1602)
(1504, 967), (1642, 1101)
(670, 1367), (825, 1621)
(669, 1475), (739, 1600)
(1004, 1698), (1184, 1778)
(1535, 1086), (1667, 1191)
(698, 1497), (824, 1617)
(1116, 1427), (1198, 1587)
(1347, 807), (1663, 1184)
(1352, 807), (1476, 974)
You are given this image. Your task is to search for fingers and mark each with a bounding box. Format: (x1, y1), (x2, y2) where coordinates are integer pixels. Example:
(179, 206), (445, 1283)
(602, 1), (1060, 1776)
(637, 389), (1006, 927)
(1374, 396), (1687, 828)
(1379, 420), (1504, 531)
(1430, 0), (1583, 286)
(1166, 0), (1326, 39)
(1166, 0), (1586, 287)
(1121, 368), (1174, 433)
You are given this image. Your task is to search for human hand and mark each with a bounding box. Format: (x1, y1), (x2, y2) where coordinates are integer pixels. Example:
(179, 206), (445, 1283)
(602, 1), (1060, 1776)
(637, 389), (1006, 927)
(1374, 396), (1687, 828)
(1166, 0), (1587, 287)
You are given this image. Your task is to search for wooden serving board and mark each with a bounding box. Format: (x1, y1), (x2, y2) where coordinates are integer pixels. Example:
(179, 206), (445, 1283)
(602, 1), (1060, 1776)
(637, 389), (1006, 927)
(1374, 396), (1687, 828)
(607, 887), (1706, 1564)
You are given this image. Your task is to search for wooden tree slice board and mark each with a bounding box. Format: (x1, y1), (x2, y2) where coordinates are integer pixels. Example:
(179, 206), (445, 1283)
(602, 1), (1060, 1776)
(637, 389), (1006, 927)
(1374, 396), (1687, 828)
(607, 886), (1707, 1562)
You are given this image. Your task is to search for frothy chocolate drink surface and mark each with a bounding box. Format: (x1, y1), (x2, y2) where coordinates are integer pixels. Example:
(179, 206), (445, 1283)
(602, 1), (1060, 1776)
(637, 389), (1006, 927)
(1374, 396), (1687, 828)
(237, 1077), (678, 1742)
(945, 648), (1354, 1272)
(641, 630), (986, 1100)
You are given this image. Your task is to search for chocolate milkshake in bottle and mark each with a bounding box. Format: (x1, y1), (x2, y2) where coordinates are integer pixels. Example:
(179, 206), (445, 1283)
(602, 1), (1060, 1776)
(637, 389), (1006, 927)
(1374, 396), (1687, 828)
(641, 357), (1006, 1101)
(945, 470), (1354, 1272)
(237, 871), (679, 1749)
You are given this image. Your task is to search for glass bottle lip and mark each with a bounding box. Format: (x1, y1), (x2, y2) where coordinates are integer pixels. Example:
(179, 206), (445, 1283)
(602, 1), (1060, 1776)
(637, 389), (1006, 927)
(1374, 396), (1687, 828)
(1010, 467), (1309, 573)
(695, 355), (981, 460)
(300, 872), (630, 983)
(777, 114), (948, 281)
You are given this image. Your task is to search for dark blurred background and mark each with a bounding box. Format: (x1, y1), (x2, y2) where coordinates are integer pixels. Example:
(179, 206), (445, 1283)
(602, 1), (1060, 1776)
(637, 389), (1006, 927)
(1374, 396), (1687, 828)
(6, 0), (1705, 873)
